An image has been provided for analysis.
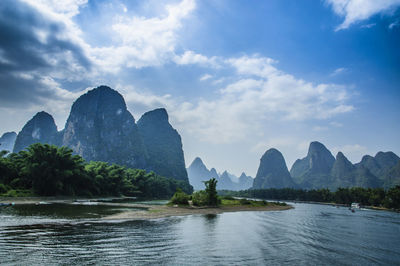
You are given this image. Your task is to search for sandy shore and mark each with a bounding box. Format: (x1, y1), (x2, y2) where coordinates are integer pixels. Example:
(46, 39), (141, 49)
(102, 204), (293, 220)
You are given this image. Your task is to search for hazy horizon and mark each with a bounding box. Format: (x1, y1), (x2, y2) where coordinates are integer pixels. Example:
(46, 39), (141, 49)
(1, 0), (399, 177)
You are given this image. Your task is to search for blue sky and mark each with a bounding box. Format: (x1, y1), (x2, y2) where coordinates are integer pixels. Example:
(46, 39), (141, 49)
(0, 0), (399, 176)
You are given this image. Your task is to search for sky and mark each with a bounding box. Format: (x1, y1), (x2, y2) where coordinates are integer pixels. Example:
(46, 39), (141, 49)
(0, 0), (399, 177)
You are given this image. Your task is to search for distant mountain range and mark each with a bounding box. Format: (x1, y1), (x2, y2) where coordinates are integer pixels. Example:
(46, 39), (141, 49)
(2, 86), (399, 191)
(5, 86), (189, 184)
(187, 157), (253, 191)
(254, 142), (400, 190)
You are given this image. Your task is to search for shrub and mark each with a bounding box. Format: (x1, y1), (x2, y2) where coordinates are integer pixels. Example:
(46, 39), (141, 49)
(0, 183), (8, 194)
(239, 198), (252, 205)
(192, 190), (208, 206)
(169, 188), (190, 205)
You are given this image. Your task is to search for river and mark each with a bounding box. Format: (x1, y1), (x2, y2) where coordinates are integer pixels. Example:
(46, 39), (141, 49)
(0, 202), (399, 265)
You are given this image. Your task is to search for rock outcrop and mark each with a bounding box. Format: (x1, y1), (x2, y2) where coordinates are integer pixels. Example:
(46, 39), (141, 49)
(383, 161), (400, 188)
(290, 141), (335, 189)
(253, 148), (296, 189)
(330, 152), (356, 189)
(62, 86), (147, 169)
(0, 132), (16, 152)
(13, 111), (58, 153)
(356, 151), (400, 188)
(137, 108), (188, 182)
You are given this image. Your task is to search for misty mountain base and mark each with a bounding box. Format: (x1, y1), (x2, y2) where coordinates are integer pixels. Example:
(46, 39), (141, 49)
(219, 186), (400, 210)
(0, 143), (192, 198)
(187, 157), (253, 191)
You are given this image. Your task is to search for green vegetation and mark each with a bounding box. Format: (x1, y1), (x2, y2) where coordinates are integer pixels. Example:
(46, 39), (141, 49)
(169, 188), (190, 205)
(218, 186), (400, 210)
(190, 178), (221, 207)
(191, 190), (208, 206)
(168, 179), (289, 209)
(0, 143), (193, 197)
(204, 178), (219, 206)
(219, 197), (277, 207)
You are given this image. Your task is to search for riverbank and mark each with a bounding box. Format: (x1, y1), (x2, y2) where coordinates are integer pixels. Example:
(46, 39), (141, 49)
(284, 199), (398, 212)
(0, 196), (293, 220)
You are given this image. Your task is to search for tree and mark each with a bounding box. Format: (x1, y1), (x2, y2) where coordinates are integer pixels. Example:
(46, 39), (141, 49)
(23, 143), (87, 196)
(204, 178), (219, 206)
(384, 186), (400, 209)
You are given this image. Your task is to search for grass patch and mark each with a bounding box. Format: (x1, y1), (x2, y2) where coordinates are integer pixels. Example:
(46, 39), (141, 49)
(148, 209), (163, 213)
(221, 198), (272, 207)
(0, 189), (34, 197)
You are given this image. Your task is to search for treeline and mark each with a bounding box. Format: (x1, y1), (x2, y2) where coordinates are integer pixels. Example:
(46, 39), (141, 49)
(0, 143), (193, 198)
(218, 186), (400, 210)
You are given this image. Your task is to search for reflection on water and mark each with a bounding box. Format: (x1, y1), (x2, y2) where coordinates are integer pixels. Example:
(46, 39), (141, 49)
(0, 203), (399, 265)
(0, 203), (142, 219)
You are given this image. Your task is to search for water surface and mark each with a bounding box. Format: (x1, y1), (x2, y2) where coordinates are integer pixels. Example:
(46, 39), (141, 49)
(0, 202), (399, 265)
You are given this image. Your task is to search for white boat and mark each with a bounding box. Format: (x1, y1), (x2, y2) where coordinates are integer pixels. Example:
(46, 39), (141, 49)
(351, 203), (360, 209)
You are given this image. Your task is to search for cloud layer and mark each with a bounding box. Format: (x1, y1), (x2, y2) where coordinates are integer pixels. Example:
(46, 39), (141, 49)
(0, 0), (91, 107)
(327, 0), (400, 30)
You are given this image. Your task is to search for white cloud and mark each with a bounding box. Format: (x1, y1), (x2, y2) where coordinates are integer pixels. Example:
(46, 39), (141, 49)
(389, 19), (400, 29)
(25, 0), (197, 73)
(22, 0), (88, 18)
(9, 1), (355, 151)
(92, 0), (196, 70)
(251, 138), (298, 153)
(115, 84), (177, 119)
(199, 74), (213, 81)
(326, 0), (400, 30)
(331, 67), (347, 76)
(174, 51), (220, 68)
(212, 78), (225, 85)
(360, 23), (376, 28)
(167, 55), (354, 144)
(220, 79), (263, 94)
(227, 56), (278, 78)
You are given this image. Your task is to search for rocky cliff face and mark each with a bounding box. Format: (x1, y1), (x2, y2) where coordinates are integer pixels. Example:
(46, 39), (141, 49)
(356, 152), (400, 188)
(290, 141), (335, 189)
(137, 108), (188, 182)
(62, 86), (147, 169)
(10, 86), (192, 184)
(330, 152), (356, 189)
(0, 132), (16, 152)
(253, 148), (296, 189)
(13, 111), (58, 153)
(383, 161), (400, 188)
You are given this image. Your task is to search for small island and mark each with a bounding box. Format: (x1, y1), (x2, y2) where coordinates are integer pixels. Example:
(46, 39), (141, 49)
(104, 178), (292, 220)
(0, 177), (292, 221)
(102, 199), (292, 220)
